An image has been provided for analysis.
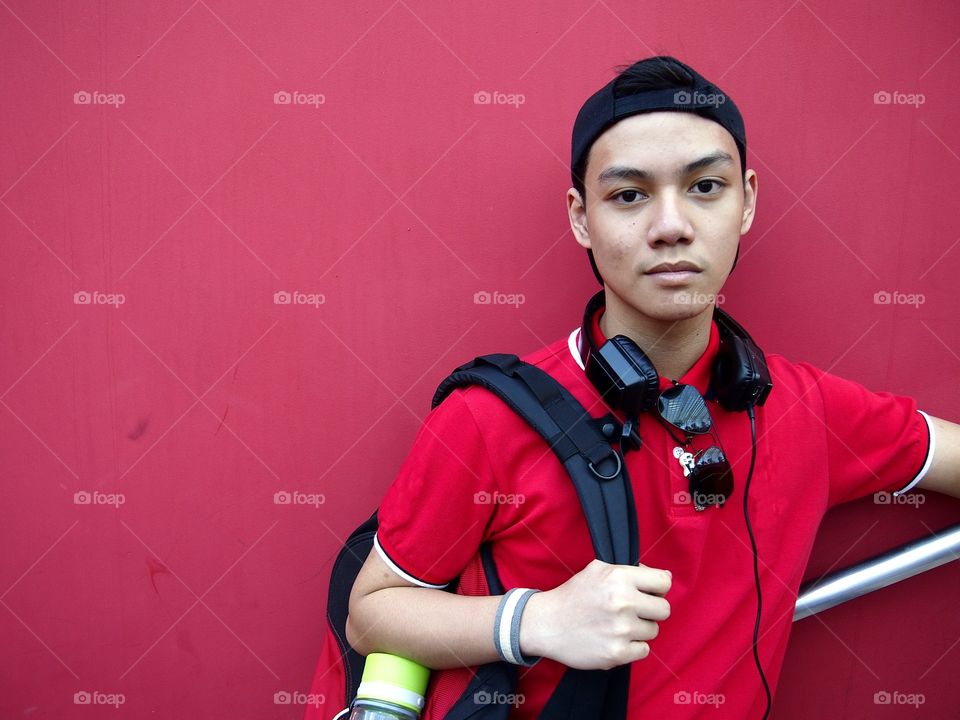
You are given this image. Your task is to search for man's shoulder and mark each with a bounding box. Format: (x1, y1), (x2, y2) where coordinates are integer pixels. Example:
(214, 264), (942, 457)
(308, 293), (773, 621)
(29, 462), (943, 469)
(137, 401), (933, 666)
(442, 328), (583, 418)
(764, 351), (827, 389)
(760, 351), (894, 418)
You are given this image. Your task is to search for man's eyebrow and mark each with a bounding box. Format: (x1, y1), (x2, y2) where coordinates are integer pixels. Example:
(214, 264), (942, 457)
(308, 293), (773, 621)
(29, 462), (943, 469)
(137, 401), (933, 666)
(595, 151), (735, 186)
(684, 150), (734, 174)
(595, 166), (652, 185)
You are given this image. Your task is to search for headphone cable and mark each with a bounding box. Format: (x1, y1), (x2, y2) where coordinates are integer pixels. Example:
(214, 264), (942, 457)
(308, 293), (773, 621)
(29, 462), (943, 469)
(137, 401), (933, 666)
(744, 405), (772, 719)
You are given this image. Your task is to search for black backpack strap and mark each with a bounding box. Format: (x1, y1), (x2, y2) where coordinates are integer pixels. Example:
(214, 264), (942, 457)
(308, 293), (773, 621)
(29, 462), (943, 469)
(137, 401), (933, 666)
(327, 511), (380, 705)
(434, 354), (638, 567)
(538, 667), (630, 720)
(434, 354), (637, 719)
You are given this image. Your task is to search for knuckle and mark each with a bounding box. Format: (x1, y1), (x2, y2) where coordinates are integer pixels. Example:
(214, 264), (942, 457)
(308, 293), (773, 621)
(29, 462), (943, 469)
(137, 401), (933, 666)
(611, 617), (633, 637)
(607, 594), (629, 615)
(612, 641), (633, 666)
(601, 584), (628, 612)
(599, 644), (618, 669)
(590, 558), (610, 573)
(590, 559), (615, 583)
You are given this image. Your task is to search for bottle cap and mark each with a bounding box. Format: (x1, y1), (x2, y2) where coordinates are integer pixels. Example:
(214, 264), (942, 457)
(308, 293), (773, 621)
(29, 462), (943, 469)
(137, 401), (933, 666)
(356, 653), (430, 713)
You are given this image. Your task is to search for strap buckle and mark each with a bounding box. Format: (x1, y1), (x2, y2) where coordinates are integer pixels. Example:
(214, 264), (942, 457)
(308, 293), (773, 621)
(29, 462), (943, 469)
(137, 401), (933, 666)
(588, 451), (622, 481)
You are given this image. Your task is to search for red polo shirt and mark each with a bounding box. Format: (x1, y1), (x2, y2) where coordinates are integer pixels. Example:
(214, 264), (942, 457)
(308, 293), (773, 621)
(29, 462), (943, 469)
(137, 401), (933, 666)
(376, 304), (933, 719)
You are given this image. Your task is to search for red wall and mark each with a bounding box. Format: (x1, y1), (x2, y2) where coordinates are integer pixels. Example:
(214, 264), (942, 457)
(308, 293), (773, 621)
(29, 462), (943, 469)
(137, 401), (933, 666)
(2, 1), (958, 717)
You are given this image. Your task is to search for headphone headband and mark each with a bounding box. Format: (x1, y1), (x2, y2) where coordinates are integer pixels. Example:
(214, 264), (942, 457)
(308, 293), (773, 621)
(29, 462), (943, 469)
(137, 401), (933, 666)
(578, 291), (772, 415)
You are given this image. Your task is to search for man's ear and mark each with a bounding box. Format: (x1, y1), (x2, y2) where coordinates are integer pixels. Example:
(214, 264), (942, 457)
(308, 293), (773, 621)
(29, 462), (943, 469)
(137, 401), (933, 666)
(567, 188), (591, 249)
(740, 169), (758, 235)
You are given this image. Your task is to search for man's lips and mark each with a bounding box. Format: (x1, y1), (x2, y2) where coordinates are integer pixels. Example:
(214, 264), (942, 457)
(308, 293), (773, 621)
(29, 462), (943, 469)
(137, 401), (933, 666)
(644, 262), (702, 286)
(645, 261), (703, 274)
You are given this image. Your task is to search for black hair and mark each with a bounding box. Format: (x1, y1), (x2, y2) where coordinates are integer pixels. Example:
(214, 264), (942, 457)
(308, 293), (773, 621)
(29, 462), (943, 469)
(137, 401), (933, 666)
(571, 55), (745, 203)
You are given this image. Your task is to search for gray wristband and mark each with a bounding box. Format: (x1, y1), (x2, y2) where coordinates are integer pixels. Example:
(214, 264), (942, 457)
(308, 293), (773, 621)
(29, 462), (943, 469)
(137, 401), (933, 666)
(493, 588), (541, 666)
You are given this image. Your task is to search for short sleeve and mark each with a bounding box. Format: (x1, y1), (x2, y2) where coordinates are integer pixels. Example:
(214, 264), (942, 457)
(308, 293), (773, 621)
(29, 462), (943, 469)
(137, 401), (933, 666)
(376, 388), (498, 587)
(798, 363), (934, 509)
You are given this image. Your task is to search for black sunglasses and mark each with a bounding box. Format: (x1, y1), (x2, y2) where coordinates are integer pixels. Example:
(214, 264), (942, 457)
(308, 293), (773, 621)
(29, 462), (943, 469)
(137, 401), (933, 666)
(656, 383), (733, 511)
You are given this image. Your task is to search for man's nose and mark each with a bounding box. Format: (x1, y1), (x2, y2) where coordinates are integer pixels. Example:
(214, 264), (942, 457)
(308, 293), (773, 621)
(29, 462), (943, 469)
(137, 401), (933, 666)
(647, 190), (693, 246)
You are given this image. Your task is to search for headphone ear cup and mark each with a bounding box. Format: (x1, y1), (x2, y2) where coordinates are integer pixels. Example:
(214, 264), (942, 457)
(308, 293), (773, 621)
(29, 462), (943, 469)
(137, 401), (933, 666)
(711, 336), (740, 409)
(711, 307), (774, 412)
(587, 335), (660, 415)
(712, 335), (772, 411)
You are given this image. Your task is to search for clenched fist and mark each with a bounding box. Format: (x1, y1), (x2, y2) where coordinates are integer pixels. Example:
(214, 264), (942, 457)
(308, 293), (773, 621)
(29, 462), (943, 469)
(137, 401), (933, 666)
(518, 559), (672, 670)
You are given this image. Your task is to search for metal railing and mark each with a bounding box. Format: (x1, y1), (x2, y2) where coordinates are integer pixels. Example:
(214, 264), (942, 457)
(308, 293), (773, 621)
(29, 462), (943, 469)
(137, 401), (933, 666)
(793, 524), (960, 621)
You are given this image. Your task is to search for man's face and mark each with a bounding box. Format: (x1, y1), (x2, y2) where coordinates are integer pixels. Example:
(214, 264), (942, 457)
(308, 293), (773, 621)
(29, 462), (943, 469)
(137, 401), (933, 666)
(568, 111), (758, 324)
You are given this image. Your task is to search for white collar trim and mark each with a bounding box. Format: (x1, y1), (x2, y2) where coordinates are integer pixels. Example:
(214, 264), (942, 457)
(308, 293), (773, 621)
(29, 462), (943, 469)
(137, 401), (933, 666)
(568, 327), (585, 371)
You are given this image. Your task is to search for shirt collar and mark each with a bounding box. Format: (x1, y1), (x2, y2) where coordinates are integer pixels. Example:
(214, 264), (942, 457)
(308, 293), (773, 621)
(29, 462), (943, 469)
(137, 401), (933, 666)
(569, 302), (721, 397)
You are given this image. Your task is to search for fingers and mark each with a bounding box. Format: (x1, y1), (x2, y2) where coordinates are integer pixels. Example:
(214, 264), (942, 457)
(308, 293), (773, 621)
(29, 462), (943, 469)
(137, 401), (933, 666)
(636, 593), (671, 622)
(634, 618), (660, 642)
(546, 559), (674, 670)
(631, 563), (673, 597)
(617, 639), (652, 666)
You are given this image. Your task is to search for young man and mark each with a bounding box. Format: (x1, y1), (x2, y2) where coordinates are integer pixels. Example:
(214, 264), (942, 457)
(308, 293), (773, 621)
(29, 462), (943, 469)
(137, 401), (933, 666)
(345, 56), (960, 718)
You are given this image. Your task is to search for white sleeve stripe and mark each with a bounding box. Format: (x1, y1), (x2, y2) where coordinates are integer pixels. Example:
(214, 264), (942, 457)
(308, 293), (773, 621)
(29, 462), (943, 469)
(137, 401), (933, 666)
(373, 534), (449, 589)
(893, 410), (936, 496)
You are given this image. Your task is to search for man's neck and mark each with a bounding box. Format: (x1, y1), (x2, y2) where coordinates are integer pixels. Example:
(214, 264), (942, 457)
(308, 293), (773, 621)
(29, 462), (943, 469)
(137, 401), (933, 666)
(598, 292), (713, 381)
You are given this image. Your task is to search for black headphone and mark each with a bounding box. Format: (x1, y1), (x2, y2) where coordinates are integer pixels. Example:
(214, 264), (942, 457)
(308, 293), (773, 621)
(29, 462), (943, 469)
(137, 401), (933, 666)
(577, 290), (772, 417)
(576, 289), (776, 719)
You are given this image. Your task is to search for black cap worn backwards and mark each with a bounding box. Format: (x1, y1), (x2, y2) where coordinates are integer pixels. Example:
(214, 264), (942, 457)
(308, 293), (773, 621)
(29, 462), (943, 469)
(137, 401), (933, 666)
(572, 58), (746, 184)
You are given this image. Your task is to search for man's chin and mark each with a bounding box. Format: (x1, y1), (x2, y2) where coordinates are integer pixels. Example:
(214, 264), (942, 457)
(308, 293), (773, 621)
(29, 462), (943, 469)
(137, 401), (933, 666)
(645, 293), (716, 321)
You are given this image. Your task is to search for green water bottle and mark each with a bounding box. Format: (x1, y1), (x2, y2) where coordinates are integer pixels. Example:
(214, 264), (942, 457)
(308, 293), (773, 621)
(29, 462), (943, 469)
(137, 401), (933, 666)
(345, 653), (430, 719)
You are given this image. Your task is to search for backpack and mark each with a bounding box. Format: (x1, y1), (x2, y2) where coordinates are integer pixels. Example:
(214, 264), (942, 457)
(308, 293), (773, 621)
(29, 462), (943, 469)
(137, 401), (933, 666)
(305, 353), (640, 720)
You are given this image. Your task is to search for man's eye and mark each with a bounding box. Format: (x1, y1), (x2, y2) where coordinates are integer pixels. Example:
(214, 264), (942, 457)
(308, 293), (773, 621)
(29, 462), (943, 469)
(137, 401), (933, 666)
(614, 189), (644, 203)
(692, 180), (724, 194)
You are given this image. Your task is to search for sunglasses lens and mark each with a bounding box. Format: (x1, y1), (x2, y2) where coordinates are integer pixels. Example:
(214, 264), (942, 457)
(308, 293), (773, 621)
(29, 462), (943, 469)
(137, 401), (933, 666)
(658, 384), (712, 434)
(690, 446), (733, 507)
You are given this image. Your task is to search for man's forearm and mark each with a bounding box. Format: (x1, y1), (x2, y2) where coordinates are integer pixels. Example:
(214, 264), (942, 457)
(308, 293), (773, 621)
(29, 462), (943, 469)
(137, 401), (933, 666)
(346, 551), (671, 672)
(917, 415), (960, 499)
(346, 587), (502, 669)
